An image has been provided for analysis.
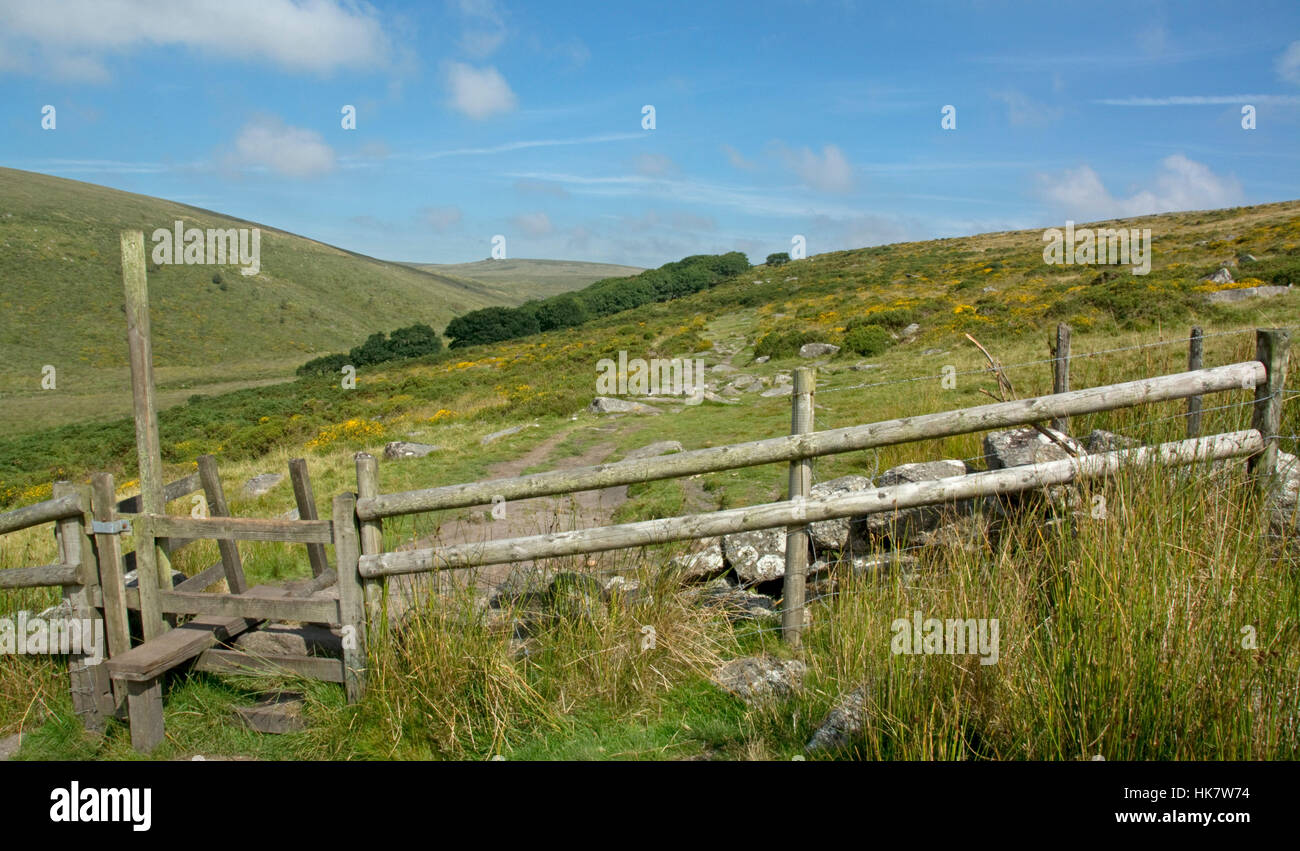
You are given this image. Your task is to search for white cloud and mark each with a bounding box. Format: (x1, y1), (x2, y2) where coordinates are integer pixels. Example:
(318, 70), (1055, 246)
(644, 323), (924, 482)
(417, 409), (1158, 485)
(443, 61), (517, 119)
(513, 178), (569, 197)
(512, 211), (552, 236)
(1278, 40), (1300, 86)
(230, 117), (336, 178)
(1034, 154), (1244, 220)
(421, 206), (463, 231)
(0, 0), (392, 80)
(772, 143), (855, 193)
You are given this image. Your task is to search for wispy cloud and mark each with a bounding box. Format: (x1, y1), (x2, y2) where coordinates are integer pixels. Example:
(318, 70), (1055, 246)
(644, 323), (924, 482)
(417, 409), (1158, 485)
(407, 132), (642, 160)
(1093, 94), (1300, 106)
(226, 116), (336, 178)
(770, 142), (855, 193)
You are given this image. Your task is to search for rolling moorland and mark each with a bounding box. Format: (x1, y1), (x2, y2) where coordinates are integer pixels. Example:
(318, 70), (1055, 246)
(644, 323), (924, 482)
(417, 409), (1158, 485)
(0, 168), (634, 434)
(1, 195), (1298, 760)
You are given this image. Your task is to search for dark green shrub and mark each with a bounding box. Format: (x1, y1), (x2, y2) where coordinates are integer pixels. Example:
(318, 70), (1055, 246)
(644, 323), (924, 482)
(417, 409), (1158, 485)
(766, 252), (791, 266)
(753, 330), (818, 360)
(842, 324), (892, 356)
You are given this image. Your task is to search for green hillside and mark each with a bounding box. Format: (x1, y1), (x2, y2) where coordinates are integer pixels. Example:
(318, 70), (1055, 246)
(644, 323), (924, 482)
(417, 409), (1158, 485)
(0, 168), (517, 431)
(407, 258), (643, 300)
(2, 198), (1298, 761)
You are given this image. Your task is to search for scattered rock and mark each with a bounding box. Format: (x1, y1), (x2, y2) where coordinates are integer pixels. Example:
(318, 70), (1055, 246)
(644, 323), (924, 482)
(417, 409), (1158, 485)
(233, 624), (342, 658)
(983, 428), (1084, 470)
(849, 362), (884, 371)
(808, 475), (874, 551)
(243, 473), (284, 497)
(1084, 429), (1139, 454)
(588, 397), (661, 415)
(1205, 284), (1291, 304)
(693, 579), (778, 621)
(670, 539), (728, 580)
(753, 355), (771, 364)
(713, 656), (806, 703)
(760, 384), (794, 397)
(806, 686), (868, 753)
(863, 460), (970, 546)
(480, 423), (539, 445)
(622, 440), (684, 461)
(710, 363), (737, 375)
(899, 323), (921, 341)
(920, 348), (947, 356)
(233, 693), (306, 735)
(703, 391), (740, 405)
(729, 374), (759, 390)
(848, 553), (919, 576)
(383, 441), (439, 460)
(1204, 267), (1234, 285)
(0, 733), (22, 761)
(722, 527), (787, 582)
(799, 342), (841, 358)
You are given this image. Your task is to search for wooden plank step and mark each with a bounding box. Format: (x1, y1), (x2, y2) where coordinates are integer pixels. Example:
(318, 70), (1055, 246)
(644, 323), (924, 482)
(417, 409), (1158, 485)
(105, 586), (287, 682)
(194, 649), (345, 683)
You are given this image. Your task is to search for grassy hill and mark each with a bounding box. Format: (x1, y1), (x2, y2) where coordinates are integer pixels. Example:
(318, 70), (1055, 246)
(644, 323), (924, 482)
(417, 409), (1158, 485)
(2, 198), (1298, 761)
(0, 168), (520, 432)
(406, 258), (643, 301)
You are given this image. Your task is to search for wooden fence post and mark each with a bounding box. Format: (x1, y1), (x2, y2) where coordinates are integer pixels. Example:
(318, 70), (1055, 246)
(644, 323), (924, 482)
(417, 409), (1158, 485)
(1187, 326), (1204, 438)
(333, 493), (367, 703)
(120, 229), (167, 640)
(1248, 328), (1291, 490)
(196, 454), (248, 594)
(53, 482), (115, 731)
(782, 368), (814, 648)
(1050, 322), (1071, 433)
(355, 454), (385, 637)
(289, 458), (329, 578)
(90, 473), (131, 711)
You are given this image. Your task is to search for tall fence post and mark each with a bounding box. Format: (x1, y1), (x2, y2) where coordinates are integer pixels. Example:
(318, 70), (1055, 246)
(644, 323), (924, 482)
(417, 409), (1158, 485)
(120, 229), (168, 641)
(1050, 322), (1071, 433)
(1187, 326), (1204, 437)
(782, 367), (814, 648)
(355, 454), (385, 638)
(333, 493), (367, 703)
(1248, 328), (1291, 490)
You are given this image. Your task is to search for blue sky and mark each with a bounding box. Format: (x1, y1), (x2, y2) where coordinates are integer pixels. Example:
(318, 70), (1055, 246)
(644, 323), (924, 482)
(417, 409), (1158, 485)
(2, 0), (1298, 267)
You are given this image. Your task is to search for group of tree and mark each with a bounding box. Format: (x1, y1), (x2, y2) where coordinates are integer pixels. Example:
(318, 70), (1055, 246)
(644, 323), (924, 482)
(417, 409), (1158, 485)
(296, 323), (444, 377)
(443, 251), (751, 348)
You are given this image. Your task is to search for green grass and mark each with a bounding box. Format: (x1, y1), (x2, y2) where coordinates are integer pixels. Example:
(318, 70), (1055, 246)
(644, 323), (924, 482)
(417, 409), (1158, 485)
(2, 196), (1299, 760)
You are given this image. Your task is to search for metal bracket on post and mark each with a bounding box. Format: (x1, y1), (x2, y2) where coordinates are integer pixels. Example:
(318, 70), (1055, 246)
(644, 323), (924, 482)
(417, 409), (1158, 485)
(91, 518), (131, 535)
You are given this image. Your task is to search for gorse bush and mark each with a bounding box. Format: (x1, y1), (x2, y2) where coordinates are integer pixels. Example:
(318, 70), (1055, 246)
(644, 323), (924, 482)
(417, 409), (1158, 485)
(842, 324), (892, 356)
(753, 329), (820, 360)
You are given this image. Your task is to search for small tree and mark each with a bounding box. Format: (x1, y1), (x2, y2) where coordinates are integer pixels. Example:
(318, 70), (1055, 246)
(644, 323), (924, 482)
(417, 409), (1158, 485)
(766, 252), (790, 267)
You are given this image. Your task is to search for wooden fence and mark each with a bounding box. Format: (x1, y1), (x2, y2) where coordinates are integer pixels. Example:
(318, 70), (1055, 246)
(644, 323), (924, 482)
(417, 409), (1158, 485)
(0, 226), (1291, 753)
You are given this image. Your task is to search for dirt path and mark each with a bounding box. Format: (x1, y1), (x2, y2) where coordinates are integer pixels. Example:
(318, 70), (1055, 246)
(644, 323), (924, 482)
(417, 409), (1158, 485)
(382, 424), (634, 615)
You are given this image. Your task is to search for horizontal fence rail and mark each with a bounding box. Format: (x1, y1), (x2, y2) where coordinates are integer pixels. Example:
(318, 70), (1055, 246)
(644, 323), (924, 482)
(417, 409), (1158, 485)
(0, 493), (83, 537)
(115, 472), (201, 514)
(358, 361), (1265, 520)
(0, 562), (80, 590)
(137, 514), (333, 545)
(360, 430), (1263, 577)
